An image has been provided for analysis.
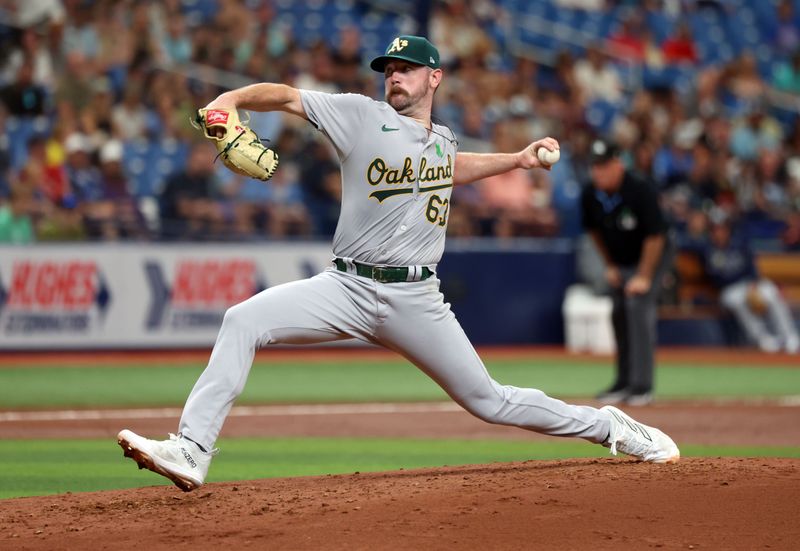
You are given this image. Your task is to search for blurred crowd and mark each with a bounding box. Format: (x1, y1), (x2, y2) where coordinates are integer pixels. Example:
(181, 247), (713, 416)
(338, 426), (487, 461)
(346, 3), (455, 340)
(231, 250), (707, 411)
(1, 0), (799, 248)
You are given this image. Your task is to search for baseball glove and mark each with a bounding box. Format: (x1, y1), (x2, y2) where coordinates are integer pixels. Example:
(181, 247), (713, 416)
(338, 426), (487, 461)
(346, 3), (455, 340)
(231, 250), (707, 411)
(193, 108), (279, 181)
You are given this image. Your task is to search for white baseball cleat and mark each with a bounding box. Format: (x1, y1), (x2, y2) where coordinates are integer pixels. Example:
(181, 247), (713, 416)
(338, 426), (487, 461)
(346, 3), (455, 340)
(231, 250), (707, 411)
(117, 429), (217, 492)
(601, 406), (680, 463)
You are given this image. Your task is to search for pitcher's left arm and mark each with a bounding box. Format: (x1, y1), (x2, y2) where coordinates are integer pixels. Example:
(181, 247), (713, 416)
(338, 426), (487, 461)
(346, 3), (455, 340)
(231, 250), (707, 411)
(452, 137), (559, 186)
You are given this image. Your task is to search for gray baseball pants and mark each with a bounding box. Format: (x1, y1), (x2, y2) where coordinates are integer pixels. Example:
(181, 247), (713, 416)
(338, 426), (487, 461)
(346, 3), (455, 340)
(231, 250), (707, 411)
(610, 244), (674, 393)
(178, 268), (610, 451)
(720, 279), (799, 350)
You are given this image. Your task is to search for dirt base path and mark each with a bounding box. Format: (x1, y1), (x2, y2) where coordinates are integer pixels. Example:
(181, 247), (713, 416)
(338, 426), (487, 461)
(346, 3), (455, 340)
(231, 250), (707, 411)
(2, 345), (800, 367)
(3, 457), (798, 551)
(1, 400), (799, 447)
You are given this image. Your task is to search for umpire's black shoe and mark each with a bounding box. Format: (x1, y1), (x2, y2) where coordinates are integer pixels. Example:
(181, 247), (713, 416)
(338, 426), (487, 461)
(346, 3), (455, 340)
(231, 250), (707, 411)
(595, 386), (630, 404)
(624, 391), (653, 407)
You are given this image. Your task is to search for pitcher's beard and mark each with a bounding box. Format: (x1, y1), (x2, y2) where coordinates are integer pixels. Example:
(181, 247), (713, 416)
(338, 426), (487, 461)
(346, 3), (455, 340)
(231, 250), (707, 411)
(387, 89), (415, 113)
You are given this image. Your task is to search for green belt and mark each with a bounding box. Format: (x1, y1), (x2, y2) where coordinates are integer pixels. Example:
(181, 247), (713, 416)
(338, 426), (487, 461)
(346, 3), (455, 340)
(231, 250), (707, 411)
(333, 258), (433, 284)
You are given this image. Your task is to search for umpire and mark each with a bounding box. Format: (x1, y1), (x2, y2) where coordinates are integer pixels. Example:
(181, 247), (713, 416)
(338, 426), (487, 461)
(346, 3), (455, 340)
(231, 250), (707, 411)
(580, 138), (673, 406)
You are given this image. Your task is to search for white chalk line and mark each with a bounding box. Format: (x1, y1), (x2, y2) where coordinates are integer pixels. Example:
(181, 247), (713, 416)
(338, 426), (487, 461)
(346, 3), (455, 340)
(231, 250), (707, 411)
(1, 396), (799, 423)
(0, 402), (463, 423)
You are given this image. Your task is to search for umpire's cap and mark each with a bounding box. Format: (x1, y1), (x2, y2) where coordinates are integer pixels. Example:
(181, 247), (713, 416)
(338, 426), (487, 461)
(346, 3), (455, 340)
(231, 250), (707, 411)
(589, 138), (621, 165)
(370, 35), (441, 72)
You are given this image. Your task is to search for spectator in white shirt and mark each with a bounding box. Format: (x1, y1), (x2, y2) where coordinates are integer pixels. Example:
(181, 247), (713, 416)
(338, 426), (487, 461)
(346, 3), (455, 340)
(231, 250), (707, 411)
(574, 45), (623, 104)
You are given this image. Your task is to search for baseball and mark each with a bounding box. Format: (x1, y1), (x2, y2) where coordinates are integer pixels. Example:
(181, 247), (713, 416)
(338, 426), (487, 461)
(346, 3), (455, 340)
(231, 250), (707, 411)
(537, 147), (560, 165)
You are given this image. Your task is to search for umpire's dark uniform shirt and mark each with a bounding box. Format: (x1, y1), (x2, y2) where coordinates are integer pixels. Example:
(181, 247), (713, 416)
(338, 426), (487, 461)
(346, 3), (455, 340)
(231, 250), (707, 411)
(580, 171), (667, 267)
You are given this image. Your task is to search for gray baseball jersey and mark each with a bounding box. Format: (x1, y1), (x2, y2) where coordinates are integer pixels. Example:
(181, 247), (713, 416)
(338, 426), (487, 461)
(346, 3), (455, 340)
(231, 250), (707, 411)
(177, 90), (612, 456)
(300, 90), (455, 267)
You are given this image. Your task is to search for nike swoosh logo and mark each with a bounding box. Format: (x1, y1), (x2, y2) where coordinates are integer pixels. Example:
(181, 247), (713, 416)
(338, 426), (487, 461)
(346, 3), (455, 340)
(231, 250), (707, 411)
(381, 124), (399, 132)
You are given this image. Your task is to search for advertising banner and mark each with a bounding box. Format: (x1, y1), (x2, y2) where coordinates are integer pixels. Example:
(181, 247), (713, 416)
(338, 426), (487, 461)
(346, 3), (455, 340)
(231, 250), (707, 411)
(0, 243), (333, 349)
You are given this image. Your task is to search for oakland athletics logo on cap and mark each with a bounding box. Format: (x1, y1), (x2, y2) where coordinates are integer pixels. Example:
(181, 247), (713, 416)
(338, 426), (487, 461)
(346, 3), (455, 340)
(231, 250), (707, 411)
(370, 35), (441, 72)
(386, 38), (409, 54)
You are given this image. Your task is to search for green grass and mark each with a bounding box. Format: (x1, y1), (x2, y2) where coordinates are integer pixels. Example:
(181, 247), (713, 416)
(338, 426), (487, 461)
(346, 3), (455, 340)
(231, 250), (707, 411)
(1, 437), (798, 499)
(1, 359), (799, 409)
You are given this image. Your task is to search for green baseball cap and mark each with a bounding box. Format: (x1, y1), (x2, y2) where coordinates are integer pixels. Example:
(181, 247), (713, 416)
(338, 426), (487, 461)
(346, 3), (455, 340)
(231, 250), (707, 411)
(370, 35), (441, 72)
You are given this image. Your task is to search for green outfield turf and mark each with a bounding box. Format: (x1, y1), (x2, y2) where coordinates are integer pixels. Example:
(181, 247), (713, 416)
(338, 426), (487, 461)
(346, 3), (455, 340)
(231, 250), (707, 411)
(1, 358), (799, 409)
(1, 437), (798, 499)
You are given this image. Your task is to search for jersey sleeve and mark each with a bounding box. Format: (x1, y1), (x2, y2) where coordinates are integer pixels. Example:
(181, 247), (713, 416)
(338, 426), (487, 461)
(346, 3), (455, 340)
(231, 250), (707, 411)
(299, 90), (370, 159)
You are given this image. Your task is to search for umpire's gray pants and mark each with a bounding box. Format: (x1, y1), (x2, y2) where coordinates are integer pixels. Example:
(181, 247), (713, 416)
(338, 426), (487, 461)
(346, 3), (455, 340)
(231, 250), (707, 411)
(611, 244), (674, 393)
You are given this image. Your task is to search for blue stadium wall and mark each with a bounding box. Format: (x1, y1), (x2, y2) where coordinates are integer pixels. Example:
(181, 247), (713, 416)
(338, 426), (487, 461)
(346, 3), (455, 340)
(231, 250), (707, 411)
(441, 241), (745, 346)
(439, 240), (576, 345)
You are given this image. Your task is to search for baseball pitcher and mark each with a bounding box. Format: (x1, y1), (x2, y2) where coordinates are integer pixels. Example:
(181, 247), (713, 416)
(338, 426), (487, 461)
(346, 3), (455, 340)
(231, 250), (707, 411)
(119, 36), (679, 492)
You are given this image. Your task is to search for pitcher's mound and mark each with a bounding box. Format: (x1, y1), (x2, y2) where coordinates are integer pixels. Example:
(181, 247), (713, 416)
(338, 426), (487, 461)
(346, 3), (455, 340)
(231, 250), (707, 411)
(3, 457), (798, 550)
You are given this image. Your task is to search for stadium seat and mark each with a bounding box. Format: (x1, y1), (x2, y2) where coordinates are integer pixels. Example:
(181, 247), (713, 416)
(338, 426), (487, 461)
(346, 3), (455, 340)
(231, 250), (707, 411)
(585, 99), (618, 134)
(6, 116), (51, 170)
(181, 0), (218, 24)
(646, 12), (674, 43)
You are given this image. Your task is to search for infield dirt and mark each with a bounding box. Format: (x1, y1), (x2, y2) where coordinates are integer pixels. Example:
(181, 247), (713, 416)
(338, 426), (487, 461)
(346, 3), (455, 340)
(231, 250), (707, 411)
(2, 457), (798, 550)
